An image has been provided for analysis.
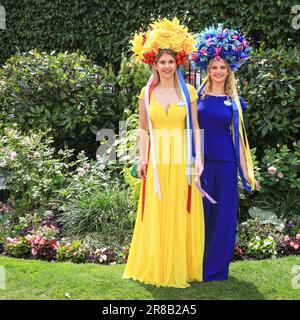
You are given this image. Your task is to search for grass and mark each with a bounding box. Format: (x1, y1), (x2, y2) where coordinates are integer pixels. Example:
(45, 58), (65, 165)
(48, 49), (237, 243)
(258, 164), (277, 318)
(0, 255), (299, 300)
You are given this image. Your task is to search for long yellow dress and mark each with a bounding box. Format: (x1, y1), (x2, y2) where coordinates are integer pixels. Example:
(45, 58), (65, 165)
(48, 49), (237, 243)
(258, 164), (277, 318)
(123, 84), (205, 288)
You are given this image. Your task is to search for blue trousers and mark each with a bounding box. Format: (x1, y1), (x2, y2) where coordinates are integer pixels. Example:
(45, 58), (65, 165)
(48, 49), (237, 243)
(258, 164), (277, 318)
(202, 159), (238, 281)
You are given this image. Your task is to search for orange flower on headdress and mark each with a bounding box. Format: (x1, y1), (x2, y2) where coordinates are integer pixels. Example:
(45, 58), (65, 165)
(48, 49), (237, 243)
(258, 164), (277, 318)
(131, 17), (197, 65)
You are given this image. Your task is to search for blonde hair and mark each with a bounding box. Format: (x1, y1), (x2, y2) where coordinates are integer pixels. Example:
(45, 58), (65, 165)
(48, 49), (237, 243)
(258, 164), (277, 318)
(152, 49), (182, 99)
(203, 58), (236, 98)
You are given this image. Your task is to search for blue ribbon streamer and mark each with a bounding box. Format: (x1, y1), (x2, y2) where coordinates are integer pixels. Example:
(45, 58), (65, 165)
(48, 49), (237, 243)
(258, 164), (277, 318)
(231, 99), (250, 192)
(177, 67), (195, 159)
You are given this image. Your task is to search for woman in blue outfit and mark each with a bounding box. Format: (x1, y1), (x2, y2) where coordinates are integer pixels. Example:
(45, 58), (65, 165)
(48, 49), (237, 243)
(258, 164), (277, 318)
(193, 25), (260, 281)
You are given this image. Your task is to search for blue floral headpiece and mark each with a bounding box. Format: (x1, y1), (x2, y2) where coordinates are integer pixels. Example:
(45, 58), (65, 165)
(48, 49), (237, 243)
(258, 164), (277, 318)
(192, 24), (252, 71)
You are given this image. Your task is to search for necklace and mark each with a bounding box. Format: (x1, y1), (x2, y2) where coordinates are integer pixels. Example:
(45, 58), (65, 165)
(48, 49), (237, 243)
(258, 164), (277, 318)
(208, 91), (227, 97)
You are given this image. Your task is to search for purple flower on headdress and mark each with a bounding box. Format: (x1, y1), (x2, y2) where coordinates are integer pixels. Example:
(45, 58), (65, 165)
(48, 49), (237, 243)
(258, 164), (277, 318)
(214, 47), (222, 57)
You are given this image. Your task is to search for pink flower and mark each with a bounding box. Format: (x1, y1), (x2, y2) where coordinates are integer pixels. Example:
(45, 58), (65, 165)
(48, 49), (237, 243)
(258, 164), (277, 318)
(290, 241), (295, 247)
(31, 248), (38, 256)
(51, 244), (58, 251)
(78, 168), (85, 176)
(39, 239), (46, 245)
(283, 235), (290, 242)
(296, 234), (300, 240)
(25, 234), (33, 244)
(268, 166), (277, 175)
(6, 237), (15, 243)
(10, 151), (17, 160)
(294, 244), (299, 250)
(277, 172), (284, 179)
(33, 235), (41, 244)
(276, 144), (281, 148)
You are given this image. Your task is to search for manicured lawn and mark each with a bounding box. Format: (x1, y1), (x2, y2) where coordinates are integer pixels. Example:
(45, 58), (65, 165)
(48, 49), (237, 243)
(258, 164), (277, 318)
(0, 256), (299, 300)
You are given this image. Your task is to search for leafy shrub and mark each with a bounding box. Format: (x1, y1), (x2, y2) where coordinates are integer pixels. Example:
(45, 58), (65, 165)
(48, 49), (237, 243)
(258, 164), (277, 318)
(238, 143), (300, 222)
(0, 50), (119, 152)
(239, 46), (300, 156)
(277, 234), (300, 257)
(0, 202), (13, 242)
(25, 225), (59, 261)
(118, 244), (130, 264)
(89, 247), (118, 265)
(236, 207), (285, 259)
(4, 225), (60, 260)
(56, 239), (89, 263)
(118, 56), (151, 113)
(258, 142), (300, 191)
(4, 237), (31, 258)
(246, 235), (278, 259)
(0, 128), (70, 217)
(55, 150), (111, 207)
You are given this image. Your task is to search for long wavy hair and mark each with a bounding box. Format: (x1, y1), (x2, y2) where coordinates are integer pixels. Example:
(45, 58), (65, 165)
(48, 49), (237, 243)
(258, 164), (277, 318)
(152, 49), (182, 98)
(202, 58), (236, 99)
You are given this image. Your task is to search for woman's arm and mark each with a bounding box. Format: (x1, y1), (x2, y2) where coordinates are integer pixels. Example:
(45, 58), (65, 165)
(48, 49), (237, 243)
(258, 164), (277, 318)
(239, 136), (248, 178)
(231, 121), (260, 191)
(137, 97), (148, 179)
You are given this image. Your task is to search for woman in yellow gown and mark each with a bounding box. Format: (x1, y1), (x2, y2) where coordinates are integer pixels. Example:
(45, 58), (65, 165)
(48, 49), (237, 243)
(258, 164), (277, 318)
(123, 18), (205, 288)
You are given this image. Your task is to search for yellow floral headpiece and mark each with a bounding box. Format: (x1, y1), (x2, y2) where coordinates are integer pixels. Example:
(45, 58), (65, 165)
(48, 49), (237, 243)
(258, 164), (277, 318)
(131, 17), (197, 66)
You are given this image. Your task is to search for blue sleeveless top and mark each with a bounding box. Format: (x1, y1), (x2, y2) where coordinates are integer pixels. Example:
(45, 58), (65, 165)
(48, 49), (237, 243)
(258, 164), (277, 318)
(197, 95), (247, 162)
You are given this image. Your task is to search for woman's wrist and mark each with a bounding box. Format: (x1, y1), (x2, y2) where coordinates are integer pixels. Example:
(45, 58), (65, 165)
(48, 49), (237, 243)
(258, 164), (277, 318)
(195, 157), (203, 165)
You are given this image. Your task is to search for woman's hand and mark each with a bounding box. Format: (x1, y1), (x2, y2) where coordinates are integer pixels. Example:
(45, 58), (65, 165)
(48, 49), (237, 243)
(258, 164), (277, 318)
(137, 163), (147, 180)
(194, 158), (204, 177)
(244, 172), (261, 191)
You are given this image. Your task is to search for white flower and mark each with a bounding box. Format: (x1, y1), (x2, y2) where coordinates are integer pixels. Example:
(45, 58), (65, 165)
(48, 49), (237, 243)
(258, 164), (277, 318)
(268, 166), (277, 175)
(102, 255), (107, 261)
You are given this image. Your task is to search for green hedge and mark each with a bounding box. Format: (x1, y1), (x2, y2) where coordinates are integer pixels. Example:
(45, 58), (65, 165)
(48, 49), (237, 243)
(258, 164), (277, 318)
(0, 0), (298, 68)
